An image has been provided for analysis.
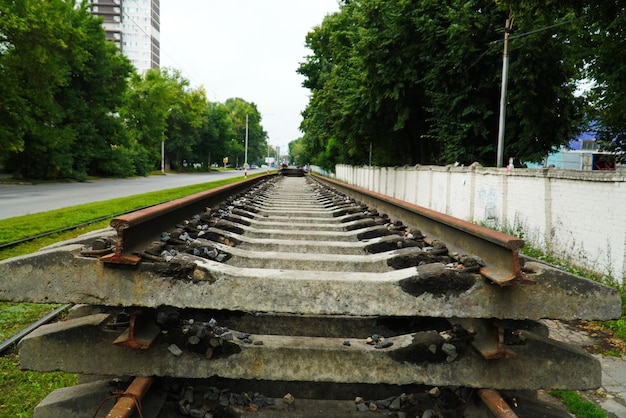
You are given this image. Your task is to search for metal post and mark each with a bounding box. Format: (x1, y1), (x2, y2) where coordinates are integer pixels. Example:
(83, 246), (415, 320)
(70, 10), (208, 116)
(161, 140), (165, 174)
(496, 18), (513, 168)
(244, 114), (249, 178)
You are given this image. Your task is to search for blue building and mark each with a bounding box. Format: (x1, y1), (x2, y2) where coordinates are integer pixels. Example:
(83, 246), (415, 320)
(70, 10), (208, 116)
(527, 130), (617, 170)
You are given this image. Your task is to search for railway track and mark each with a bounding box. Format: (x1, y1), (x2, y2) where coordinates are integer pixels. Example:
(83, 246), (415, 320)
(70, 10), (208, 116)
(0, 173), (621, 417)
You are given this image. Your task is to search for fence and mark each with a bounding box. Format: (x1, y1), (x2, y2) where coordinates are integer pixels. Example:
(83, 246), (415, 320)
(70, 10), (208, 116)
(334, 164), (626, 283)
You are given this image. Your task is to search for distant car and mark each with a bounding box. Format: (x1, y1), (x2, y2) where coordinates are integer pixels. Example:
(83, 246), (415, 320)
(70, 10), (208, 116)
(250, 165), (258, 169)
(236, 166), (243, 170)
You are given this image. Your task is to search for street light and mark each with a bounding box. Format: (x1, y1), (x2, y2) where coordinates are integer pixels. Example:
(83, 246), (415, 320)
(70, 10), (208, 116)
(244, 114), (249, 178)
(496, 18), (513, 168)
(161, 140), (165, 174)
(162, 107), (172, 174)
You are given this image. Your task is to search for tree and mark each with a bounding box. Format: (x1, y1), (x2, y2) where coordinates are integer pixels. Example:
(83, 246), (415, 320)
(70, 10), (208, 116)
(223, 98), (268, 166)
(422, 0), (583, 165)
(194, 101), (236, 168)
(579, 5), (626, 159)
(297, 9), (363, 170)
(0, 0), (85, 177)
(121, 68), (206, 174)
(164, 80), (207, 169)
(298, 0), (586, 168)
(486, 0), (626, 160)
(57, 8), (134, 178)
(0, 0), (133, 179)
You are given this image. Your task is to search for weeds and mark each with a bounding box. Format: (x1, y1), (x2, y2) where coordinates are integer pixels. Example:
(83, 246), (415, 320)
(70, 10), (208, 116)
(549, 391), (608, 418)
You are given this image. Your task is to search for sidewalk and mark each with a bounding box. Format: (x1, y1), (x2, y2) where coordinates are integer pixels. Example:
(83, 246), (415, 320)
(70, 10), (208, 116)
(545, 319), (626, 417)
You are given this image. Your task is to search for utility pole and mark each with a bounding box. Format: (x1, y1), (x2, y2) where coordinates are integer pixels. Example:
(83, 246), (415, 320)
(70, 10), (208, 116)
(496, 17), (513, 168)
(244, 114), (249, 178)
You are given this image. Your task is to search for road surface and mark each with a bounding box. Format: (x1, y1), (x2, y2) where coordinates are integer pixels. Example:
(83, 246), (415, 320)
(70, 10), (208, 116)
(0, 170), (259, 221)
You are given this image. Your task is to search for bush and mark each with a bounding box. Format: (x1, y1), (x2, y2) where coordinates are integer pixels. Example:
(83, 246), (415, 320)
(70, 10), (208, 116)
(96, 145), (136, 177)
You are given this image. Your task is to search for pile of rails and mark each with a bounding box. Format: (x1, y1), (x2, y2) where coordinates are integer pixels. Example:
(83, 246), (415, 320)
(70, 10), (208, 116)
(0, 174), (620, 417)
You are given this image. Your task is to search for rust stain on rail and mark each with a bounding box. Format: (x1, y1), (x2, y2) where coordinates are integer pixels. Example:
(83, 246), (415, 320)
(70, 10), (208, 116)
(312, 174), (531, 286)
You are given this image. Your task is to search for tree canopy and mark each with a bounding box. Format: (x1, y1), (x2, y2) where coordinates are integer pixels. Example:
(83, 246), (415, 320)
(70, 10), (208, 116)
(3, 0), (623, 178)
(0, 0), (134, 179)
(0, 0), (269, 179)
(297, 0), (623, 169)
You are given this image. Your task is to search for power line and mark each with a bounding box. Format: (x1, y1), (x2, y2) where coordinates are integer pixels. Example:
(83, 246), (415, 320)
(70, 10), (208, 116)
(453, 16), (580, 83)
(491, 16), (582, 43)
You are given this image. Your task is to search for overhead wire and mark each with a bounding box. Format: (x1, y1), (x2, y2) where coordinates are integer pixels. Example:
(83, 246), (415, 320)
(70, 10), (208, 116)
(452, 15), (582, 82)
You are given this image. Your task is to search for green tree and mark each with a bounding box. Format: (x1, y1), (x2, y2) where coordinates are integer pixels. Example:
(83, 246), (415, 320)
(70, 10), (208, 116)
(195, 101), (236, 168)
(1, 0), (83, 178)
(579, 4), (626, 159)
(57, 9), (134, 178)
(121, 68), (187, 174)
(164, 81), (207, 169)
(224, 98), (268, 166)
(298, 0), (586, 168)
(423, 1), (582, 165)
(297, 9), (360, 170)
(0, 0), (133, 179)
(479, 0), (626, 160)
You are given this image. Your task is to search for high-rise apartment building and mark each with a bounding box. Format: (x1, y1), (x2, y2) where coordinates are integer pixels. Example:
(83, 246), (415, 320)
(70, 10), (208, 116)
(89, 0), (160, 73)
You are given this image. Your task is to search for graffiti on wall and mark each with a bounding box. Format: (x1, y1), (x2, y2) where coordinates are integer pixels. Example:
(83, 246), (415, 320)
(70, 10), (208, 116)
(477, 187), (498, 220)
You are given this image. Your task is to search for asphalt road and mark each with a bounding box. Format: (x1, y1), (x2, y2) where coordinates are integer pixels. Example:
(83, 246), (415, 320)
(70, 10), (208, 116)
(0, 170), (260, 221)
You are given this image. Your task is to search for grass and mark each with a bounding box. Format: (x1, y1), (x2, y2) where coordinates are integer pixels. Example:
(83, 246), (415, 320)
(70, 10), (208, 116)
(0, 172), (260, 417)
(0, 354), (78, 417)
(0, 303), (65, 342)
(549, 391), (608, 418)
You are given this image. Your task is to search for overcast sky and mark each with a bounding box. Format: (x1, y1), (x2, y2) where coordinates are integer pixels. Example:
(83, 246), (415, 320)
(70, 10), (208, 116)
(159, 1), (340, 154)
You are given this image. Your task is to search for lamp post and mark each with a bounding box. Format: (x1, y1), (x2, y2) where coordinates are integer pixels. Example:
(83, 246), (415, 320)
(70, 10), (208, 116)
(496, 18), (513, 168)
(244, 114), (249, 178)
(162, 107), (172, 174)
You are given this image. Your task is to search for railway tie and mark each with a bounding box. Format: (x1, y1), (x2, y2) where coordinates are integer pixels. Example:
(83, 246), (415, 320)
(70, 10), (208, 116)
(0, 173), (621, 417)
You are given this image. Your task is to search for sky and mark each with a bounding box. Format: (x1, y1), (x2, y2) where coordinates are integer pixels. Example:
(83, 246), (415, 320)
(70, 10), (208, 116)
(159, 1), (341, 154)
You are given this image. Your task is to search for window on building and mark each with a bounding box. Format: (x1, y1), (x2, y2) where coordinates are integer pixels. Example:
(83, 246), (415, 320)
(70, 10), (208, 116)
(581, 140), (599, 151)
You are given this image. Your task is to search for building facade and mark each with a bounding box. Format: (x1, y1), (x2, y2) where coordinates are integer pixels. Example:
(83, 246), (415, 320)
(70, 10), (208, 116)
(89, 0), (160, 73)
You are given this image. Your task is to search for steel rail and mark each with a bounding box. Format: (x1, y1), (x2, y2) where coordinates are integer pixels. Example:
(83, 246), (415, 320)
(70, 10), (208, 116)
(0, 204), (175, 252)
(478, 389), (519, 418)
(100, 174), (274, 265)
(105, 376), (153, 418)
(0, 176), (267, 252)
(311, 173), (530, 286)
(0, 304), (71, 355)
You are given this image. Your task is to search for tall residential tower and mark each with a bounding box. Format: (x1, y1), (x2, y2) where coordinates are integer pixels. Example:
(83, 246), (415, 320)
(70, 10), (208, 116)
(89, 0), (160, 73)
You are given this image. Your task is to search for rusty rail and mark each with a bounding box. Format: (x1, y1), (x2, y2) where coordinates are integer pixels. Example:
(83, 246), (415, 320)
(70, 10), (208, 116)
(105, 376), (153, 418)
(478, 389), (519, 418)
(312, 173), (530, 286)
(100, 174), (273, 265)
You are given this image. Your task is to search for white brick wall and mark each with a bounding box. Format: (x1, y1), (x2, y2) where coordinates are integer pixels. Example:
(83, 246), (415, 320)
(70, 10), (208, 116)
(335, 164), (626, 282)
